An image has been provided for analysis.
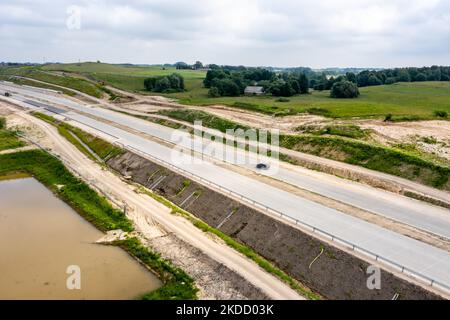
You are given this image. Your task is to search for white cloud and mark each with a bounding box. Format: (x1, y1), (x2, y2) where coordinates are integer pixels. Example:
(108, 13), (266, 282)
(0, 0), (449, 67)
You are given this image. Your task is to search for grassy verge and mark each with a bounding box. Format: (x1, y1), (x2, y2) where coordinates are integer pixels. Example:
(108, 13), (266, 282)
(0, 150), (133, 232)
(65, 124), (124, 160)
(0, 117), (25, 151)
(116, 237), (198, 300)
(0, 67), (104, 98)
(33, 112), (123, 162)
(0, 129), (25, 151)
(296, 124), (369, 139)
(0, 171), (31, 181)
(116, 109), (187, 130)
(0, 75), (76, 96)
(137, 186), (320, 300)
(32, 112), (97, 162)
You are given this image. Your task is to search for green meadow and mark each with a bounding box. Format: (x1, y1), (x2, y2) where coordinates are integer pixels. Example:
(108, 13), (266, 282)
(168, 81), (450, 120)
(2, 63), (449, 120)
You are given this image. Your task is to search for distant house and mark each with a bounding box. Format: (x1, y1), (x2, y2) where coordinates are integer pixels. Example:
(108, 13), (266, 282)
(244, 86), (264, 95)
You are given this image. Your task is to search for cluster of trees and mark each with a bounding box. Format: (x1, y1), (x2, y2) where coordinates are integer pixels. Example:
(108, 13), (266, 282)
(204, 67), (309, 97)
(143, 73), (185, 93)
(310, 74), (340, 91)
(175, 61), (204, 70)
(354, 66), (450, 87)
(204, 67), (273, 97)
(311, 66), (450, 91)
(264, 73), (309, 96)
(330, 81), (360, 99)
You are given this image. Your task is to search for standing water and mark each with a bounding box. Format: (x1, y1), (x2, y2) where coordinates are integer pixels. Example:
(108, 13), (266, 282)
(0, 178), (161, 299)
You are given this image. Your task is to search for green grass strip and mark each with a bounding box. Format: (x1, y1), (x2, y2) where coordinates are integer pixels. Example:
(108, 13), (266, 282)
(0, 150), (133, 232)
(116, 237), (198, 300)
(0, 149), (198, 300)
(32, 112), (123, 162)
(138, 186), (320, 300)
(156, 109), (449, 189)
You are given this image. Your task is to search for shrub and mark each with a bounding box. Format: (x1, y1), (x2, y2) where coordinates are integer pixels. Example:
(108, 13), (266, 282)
(421, 136), (438, 144)
(0, 117), (5, 129)
(434, 110), (448, 118)
(306, 108), (331, 116)
(330, 81), (360, 99)
(208, 86), (220, 98)
(384, 114), (393, 122)
(323, 125), (368, 139)
(211, 78), (241, 96)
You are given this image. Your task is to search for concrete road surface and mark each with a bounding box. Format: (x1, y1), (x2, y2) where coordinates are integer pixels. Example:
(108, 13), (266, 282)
(2, 82), (450, 240)
(2, 82), (450, 293)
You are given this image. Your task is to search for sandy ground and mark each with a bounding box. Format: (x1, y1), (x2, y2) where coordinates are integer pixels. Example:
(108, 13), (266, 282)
(187, 105), (450, 161)
(95, 99), (450, 207)
(361, 120), (450, 161)
(118, 93), (450, 162)
(5, 78), (449, 204)
(187, 104), (327, 134)
(0, 145), (37, 155)
(118, 102), (173, 113)
(1, 102), (303, 300)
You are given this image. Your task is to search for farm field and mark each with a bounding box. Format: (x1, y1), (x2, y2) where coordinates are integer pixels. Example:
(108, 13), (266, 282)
(0, 66), (104, 98)
(41, 62), (206, 93)
(43, 63), (450, 120)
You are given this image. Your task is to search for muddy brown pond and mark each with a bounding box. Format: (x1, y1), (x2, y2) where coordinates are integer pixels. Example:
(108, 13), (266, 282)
(0, 178), (161, 299)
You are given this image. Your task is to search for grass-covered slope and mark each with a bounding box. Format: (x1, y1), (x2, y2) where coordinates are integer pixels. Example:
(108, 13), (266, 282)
(155, 109), (450, 190)
(0, 125), (198, 300)
(0, 117), (25, 151)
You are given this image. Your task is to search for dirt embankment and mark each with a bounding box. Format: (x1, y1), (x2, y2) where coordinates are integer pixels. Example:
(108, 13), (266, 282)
(3, 105), (274, 300)
(108, 151), (442, 300)
(361, 120), (450, 161)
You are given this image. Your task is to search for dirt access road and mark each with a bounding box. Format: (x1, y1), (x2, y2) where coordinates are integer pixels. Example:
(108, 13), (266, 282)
(2, 102), (304, 300)
(9, 77), (450, 208)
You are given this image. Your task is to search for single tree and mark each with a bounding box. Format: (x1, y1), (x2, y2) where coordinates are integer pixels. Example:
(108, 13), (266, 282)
(330, 81), (360, 99)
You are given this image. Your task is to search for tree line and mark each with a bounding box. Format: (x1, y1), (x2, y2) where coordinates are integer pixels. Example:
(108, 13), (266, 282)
(143, 64), (450, 98)
(143, 73), (185, 93)
(311, 66), (450, 91)
(175, 61), (204, 70)
(204, 67), (309, 97)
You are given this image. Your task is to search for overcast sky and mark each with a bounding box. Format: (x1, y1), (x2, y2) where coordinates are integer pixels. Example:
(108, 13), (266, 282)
(1, 0), (450, 68)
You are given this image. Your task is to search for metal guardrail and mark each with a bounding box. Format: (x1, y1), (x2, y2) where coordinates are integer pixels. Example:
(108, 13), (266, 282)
(15, 127), (450, 295)
(8, 85), (449, 295)
(123, 143), (450, 295)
